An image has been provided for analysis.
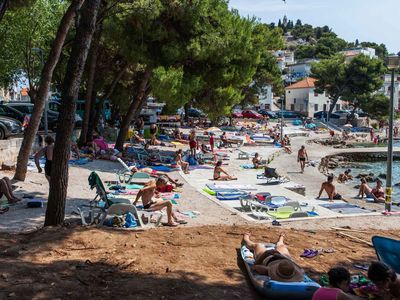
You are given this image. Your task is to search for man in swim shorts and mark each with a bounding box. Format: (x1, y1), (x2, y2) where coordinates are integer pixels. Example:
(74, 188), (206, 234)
(317, 174), (342, 201)
(297, 145), (308, 173)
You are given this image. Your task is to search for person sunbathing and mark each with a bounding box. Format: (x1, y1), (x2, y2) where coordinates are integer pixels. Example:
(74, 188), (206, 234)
(317, 174), (342, 201)
(252, 153), (266, 169)
(130, 166), (183, 187)
(337, 169), (353, 183)
(368, 261), (400, 299)
(131, 131), (146, 144)
(0, 177), (21, 205)
(133, 177), (186, 227)
(312, 267), (358, 300)
(281, 139), (292, 154)
(242, 232), (305, 282)
(175, 149), (189, 174)
(213, 161), (237, 180)
(357, 178), (385, 203)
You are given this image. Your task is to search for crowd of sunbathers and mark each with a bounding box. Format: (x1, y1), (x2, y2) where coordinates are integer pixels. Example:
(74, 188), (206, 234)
(243, 232), (400, 299)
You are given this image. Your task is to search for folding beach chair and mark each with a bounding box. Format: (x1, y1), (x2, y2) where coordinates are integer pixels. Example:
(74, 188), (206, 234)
(237, 150), (256, 160)
(372, 236), (400, 274)
(257, 167), (288, 184)
(116, 158), (152, 184)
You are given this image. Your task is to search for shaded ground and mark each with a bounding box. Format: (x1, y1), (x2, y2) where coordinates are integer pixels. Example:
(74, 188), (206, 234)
(1, 224), (399, 300)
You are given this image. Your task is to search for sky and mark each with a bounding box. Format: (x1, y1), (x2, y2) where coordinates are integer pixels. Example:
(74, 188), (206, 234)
(228, 0), (399, 53)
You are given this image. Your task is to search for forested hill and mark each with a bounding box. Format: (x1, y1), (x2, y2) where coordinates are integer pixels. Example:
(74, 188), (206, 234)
(269, 18), (389, 60)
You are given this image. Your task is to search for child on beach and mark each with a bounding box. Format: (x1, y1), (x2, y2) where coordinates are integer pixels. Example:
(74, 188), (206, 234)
(213, 161), (237, 181)
(312, 267), (358, 300)
(368, 261), (400, 299)
(175, 149), (189, 174)
(35, 136), (55, 182)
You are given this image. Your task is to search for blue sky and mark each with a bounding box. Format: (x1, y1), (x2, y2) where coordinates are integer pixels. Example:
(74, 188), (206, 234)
(229, 0), (399, 53)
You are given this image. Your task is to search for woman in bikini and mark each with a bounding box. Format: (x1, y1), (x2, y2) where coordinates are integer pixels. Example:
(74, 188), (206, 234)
(175, 149), (189, 174)
(35, 136), (55, 182)
(213, 160), (237, 181)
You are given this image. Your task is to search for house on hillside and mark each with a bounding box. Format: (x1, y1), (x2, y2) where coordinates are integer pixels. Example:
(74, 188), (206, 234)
(274, 50), (295, 71)
(341, 47), (377, 62)
(287, 58), (319, 81)
(285, 77), (343, 117)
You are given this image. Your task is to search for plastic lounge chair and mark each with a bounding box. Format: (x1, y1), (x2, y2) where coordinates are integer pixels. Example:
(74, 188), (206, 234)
(248, 199), (271, 220)
(372, 236), (400, 274)
(238, 150), (256, 160)
(116, 158), (152, 184)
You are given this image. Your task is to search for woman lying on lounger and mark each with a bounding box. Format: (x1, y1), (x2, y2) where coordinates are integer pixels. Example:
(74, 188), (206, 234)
(213, 161), (237, 181)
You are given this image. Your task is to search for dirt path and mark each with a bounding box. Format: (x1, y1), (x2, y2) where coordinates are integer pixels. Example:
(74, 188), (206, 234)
(1, 224), (399, 299)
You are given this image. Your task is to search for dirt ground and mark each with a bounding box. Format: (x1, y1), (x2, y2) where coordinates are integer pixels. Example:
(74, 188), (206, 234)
(1, 224), (399, 300)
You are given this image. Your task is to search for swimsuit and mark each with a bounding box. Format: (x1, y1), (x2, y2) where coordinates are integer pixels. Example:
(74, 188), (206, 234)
(312, 287), (341, 300)
(333, 193), (342, 200)
(299, 157), (306, 161)
(44, 147), (52, 177)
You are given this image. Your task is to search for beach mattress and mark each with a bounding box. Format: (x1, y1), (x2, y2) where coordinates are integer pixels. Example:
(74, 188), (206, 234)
(151, 165), (172, 172)
(241, 245), (320, 300)
(205, 184), (241, 193)
(207, 184), (257, 191)
(203, 187), (216, 195)
(216, 191), (248, 201)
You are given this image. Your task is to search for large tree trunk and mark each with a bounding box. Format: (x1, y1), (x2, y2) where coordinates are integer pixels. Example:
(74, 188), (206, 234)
(115, 69), (151, 152)
(87, 63), (128, 141)
(45, 0), (101, 227)
(79, 21), (102, 146)
(327, 95), (340, 121)
(0, 0), (9, 23)
(13, 0), (85, 182)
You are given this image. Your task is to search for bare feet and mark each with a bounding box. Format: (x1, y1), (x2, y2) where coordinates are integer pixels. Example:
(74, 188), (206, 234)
(242, 232), (252, 245)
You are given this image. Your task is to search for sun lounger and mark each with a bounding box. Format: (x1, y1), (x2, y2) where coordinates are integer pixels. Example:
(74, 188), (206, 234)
(238, 150), (256, 160)
(116, 158), (152, 184)
(372, 236), (400, 274)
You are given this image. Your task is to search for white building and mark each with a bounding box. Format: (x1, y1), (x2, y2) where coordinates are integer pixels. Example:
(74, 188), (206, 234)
(380, 73), (400, 110)
(274, 50), (295, 71)
(287, 58), (319, 81)
(258, 85), (273, 110)
(285, 77), (343, 117)
(341, 47), (377, 62)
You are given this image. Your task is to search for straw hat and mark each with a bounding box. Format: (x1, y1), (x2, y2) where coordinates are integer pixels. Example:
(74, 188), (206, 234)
(266, 259), (304, 282)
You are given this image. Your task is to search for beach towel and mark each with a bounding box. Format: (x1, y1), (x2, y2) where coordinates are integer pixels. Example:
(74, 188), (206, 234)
(209, 183), (257, 191)
(151, 165), (172, 172)
(241, 164), (255, 169)
(125, 184), (144, 190)
(69, 158), (91, 165)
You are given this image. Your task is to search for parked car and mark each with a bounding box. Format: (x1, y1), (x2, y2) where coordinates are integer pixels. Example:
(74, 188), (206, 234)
(258, 109), (278, 119)
(0, 104), (25, 123)
(231, 110), (243, 118)
(49, 100), (83, 127)
(313, 111), (340, 119)
(275, 110), (304, 119)
(0, 116), (23, 139)
(242, 110), (262, 119)
(6, 103), (59, 130)
(187, 108), (206, 118)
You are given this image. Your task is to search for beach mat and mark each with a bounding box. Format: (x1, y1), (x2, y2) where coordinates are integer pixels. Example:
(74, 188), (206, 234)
(320, 203), (372, 214)
(208, 183), (257, 191)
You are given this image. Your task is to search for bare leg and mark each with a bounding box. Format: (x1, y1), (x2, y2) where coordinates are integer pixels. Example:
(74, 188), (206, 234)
(2, 177), (20, 201)
(275, 233), (291, 258)
(242, 233), (268, 261)
(0, 180), (20, 204)
(149, 201), (178, 226)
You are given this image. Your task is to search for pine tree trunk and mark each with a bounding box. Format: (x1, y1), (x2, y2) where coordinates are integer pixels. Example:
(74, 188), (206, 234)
(0, 0), (9, 23)
(328, 95), (340, 120)
(87, 63), (128, 141)
(79, 23), (102, 146)
(115, 69), (151, 152)
(44, 0), (101, 227)
(13, 0), (85, 182)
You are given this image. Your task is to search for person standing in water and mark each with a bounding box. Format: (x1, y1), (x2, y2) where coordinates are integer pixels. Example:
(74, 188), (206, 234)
(297, 145), (308, 173)
(35, 136), (55, 182)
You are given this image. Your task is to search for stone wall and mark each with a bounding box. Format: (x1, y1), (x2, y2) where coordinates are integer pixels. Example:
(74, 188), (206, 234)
(0, 138), (23, 165)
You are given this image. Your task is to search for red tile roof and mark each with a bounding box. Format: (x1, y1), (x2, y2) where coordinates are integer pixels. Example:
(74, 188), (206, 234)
(286, 77), (316, 90)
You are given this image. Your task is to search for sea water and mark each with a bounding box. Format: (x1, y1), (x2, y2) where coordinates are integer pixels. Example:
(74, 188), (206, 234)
(334, 161), (400, 201)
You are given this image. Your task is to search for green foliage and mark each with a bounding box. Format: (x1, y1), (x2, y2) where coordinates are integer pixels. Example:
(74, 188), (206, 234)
(360, 42), (388, 60)
(0, 0), (68, 88)
(357, 93), (391, 119)
(311, 54), (385, 112)
(295, 32), (347, 59)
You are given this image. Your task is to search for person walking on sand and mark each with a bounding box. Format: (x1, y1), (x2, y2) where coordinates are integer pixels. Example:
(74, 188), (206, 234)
(316, 174), (342, 201)
(297, 146), (308, 173)
(34, 136), (54, 182)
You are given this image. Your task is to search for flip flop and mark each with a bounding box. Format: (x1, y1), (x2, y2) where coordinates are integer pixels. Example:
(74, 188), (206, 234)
(176, 220), (187, 224)
(305, 249), (319, 258)
(272, 220), (281, 226)
(300, 249), (312, 257)
(162, 222), (179, 227)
